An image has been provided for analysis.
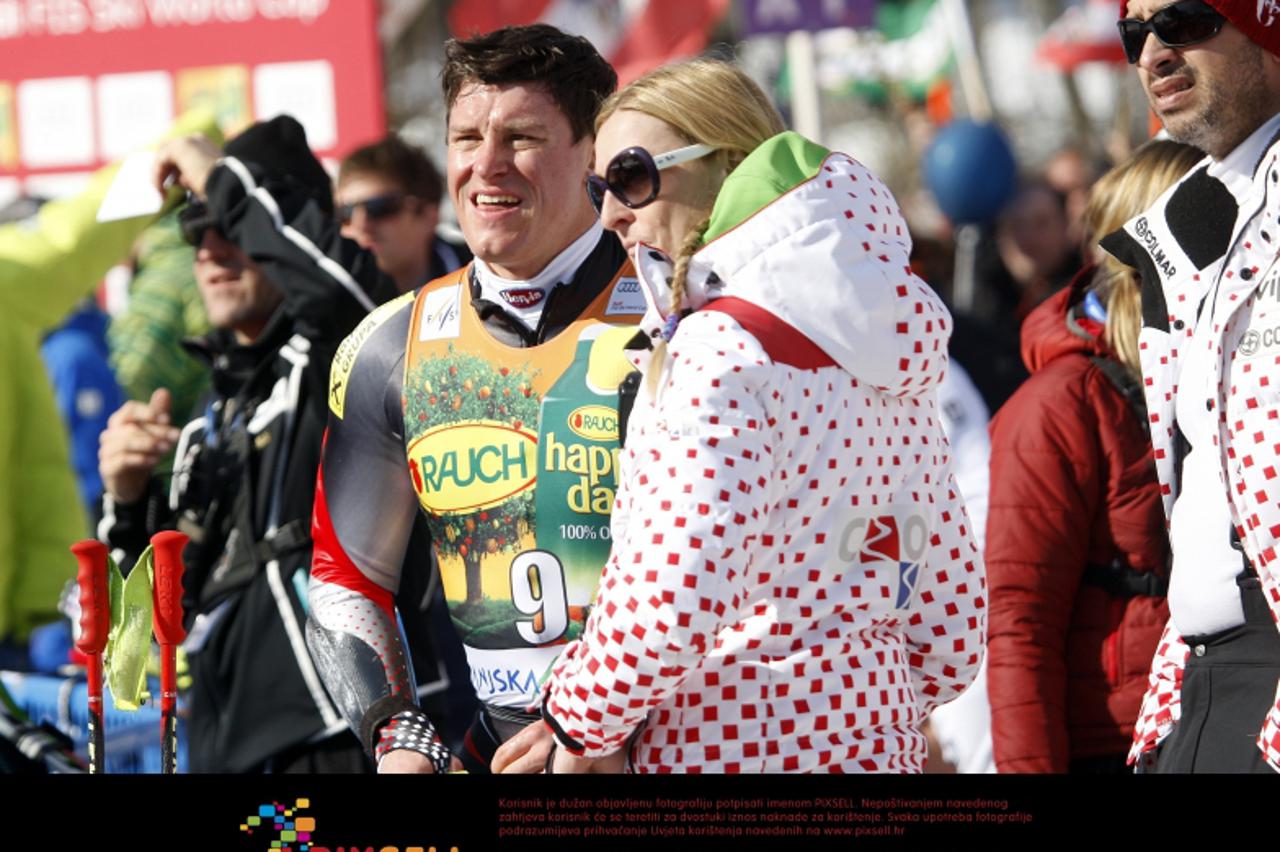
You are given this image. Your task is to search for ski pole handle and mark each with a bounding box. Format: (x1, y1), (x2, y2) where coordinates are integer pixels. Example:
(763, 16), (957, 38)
(70, 540), (109, 774)
(70, 540), (110, 656)
(150, 530), (188, 647)
(150, 530), (188, 775)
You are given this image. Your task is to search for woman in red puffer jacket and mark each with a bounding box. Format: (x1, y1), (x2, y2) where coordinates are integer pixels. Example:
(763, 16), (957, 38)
(986, 141), (1201, 772)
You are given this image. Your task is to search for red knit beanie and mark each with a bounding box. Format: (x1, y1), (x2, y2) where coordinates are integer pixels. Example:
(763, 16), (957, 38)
(1121, 1), (1280, 56)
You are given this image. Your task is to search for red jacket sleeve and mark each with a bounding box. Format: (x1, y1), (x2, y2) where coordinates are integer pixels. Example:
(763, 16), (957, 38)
(985, 360), (1100, 772)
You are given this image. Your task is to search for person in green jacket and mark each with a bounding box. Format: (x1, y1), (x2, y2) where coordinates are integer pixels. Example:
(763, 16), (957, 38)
(108, 212), (211, 427)
(0, 111), (220, 667)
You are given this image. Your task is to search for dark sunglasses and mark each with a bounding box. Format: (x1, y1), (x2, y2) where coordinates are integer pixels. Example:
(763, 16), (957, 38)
(1117, 0), (1226, 64)
(178, 201), (222, 247)
(586, 143), (716, 213)
(337, 191), (410, 225)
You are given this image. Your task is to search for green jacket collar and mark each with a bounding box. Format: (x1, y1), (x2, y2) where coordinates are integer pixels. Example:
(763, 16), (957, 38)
(703, 131), (831, 245)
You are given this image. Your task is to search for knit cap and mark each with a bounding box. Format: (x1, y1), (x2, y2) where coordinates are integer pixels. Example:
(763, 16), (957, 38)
(224, 115), (334, 215)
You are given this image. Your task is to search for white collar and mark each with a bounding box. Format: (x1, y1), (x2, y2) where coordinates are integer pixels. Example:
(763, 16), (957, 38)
(1210, 112), (1280, 192)
(471, 221), (603, 294)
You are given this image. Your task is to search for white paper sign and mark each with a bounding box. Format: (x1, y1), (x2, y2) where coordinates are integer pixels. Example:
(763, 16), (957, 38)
(96, 150), (164, 222)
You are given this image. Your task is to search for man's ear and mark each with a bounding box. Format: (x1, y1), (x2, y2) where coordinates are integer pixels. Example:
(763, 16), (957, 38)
(1264, 50), (1280, 99)
(573, 133), (595, 168)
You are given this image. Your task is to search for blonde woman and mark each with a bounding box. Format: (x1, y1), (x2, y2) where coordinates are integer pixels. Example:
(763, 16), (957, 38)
(985, 140), (1202, 773)
(529, 59), (985, 773)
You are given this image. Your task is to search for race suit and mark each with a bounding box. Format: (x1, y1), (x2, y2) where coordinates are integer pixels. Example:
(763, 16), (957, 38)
(306, 233), (645, 768)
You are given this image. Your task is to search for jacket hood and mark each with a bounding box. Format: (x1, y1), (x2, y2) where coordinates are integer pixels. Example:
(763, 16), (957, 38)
(632, 131), (950, 396)
(1019, 266), (1106, 374)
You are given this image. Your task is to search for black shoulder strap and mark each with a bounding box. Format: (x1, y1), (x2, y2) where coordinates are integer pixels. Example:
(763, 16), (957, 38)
(1089, 355), (1148, 428)
(1081, 559), (1168, 598)
(1084, 354), (1173, 589)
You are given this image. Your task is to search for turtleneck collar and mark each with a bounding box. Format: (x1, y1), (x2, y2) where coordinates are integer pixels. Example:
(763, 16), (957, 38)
(471, 222), (603, 330)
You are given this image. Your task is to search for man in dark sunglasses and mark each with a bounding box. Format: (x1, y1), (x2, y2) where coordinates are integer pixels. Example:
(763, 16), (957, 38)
(99, 115), (399, 774)
(152, 123), (479, 777)
(1101, 1), (1280, 774)
(336, 135), (471, 293)
(1119, 0), (1280, 157)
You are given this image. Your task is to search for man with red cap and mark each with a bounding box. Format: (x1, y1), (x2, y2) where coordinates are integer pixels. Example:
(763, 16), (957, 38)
(1102, 0), (1280, 772)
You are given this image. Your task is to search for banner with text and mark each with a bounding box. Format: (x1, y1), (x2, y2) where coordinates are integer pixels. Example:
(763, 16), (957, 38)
(0, 0), (383, 203)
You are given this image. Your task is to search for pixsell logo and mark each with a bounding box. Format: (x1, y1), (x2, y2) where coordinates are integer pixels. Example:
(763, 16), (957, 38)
(239, 799), (317, 851)
(237, 798), (458, 852)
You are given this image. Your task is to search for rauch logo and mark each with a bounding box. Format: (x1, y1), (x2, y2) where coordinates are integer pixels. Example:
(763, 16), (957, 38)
(407, 420), (537, 514)
(567, 405), (617, 441)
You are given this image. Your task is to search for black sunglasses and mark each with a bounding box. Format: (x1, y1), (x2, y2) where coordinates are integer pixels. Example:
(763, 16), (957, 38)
(586, 143), (716, 213)
(337, 191), (410, 225)
(178, 201), (222, 247)
(1117, 0), (1226, 64)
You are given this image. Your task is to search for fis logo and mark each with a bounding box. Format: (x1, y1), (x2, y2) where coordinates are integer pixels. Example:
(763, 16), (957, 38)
(837, 512), (929, 609)
(418, 285), (462, 342)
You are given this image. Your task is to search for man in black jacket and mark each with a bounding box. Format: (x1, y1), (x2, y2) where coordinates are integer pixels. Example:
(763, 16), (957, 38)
(98, 116), (398, 772)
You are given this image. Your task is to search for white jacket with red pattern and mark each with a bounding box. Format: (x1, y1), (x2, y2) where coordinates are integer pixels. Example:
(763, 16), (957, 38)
(1102, 123), (1280, 771)
(540, 132), (986, 773)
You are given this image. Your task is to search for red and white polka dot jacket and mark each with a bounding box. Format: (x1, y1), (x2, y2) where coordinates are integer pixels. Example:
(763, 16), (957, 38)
(1104, 138), (1280, 771)
(541, 137), (987, 772)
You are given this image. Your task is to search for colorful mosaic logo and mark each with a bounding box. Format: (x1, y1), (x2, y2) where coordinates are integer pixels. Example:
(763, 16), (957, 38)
(240, 799), (316, 851)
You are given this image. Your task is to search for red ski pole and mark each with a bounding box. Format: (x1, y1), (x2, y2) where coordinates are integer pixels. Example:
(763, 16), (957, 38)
(70, 540), (110, 774)
(150, 531), (188, 775)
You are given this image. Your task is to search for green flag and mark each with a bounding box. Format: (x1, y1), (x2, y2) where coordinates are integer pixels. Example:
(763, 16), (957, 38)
(105, 548), (154, 711)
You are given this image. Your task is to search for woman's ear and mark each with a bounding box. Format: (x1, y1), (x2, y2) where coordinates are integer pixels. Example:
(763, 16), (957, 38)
(706, 150), (734, 203)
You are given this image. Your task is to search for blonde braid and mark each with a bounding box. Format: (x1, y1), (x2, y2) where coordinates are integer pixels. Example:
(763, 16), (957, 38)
(1100, 262), (1143, 378)
(646, 216), (712, 398)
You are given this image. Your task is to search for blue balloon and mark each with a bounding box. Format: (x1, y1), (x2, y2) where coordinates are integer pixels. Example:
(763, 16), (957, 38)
(922, 120), (1018, 225)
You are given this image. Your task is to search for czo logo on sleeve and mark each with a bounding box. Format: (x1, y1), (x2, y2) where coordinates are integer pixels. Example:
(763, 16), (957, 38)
(837, 511), (930, 609)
